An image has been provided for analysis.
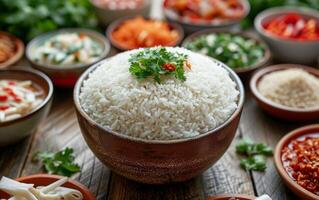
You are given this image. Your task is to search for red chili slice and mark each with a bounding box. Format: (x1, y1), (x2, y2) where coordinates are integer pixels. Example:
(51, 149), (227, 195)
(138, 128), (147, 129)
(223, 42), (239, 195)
(0, 95), (7, 102)
(162, 63), (176, 72)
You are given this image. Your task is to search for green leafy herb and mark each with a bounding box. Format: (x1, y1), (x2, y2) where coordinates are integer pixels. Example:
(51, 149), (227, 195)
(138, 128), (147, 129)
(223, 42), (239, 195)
(33, 148), (81, 177)
(236, 138), (273, 172)
(129, 48), (190, 83)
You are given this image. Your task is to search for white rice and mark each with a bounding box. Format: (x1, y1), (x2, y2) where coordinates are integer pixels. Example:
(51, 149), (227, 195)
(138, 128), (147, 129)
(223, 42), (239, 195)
(79, 47), (239, 140)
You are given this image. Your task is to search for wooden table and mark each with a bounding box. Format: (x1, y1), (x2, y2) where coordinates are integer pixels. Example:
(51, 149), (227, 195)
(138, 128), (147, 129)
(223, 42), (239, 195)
(0, 1), (307, 199)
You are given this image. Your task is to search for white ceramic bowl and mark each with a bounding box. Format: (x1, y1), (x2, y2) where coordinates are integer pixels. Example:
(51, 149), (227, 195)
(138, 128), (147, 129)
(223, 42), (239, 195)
(255, 7), (319, 65)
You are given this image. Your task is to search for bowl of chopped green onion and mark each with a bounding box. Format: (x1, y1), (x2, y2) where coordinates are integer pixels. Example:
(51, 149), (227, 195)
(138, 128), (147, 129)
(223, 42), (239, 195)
(182, 30), (271, 80)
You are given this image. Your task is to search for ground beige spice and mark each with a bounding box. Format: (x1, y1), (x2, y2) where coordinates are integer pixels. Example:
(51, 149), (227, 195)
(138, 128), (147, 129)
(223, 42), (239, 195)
(258, 68), (319, 109)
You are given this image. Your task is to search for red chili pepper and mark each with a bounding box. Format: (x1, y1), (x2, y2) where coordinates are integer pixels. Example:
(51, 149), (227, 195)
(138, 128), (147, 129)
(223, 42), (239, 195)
(0, 95), (7, 102)
(0, 106), (9, 111)
(162, 63), (176, 72)
(8, 81), (16, 86)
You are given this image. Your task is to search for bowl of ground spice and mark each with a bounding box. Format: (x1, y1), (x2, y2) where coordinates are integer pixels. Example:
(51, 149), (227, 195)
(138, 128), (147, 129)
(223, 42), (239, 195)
(250, 64), (319, 121)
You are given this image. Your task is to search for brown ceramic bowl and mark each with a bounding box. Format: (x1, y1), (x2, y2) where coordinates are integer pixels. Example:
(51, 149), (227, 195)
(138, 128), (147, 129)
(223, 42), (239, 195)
(206, 194), (255, 200)
(0, 31), (24, 69)
(182, 30), (271, 80)
(274, 124), (319, 200)
(0, 174), (96, 200)
(0, 69), (53, 147)
(74, 56), (245, 184)
(250, 64), (319, 121)
(106, 16), (185, 51)
(26, 28), (110, 88)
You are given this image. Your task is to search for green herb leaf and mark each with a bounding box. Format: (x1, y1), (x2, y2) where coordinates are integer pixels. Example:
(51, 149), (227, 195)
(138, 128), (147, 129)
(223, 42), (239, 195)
(240, 155), (267, 172)
(33, 148), (81, 177)
(129, 48), (189, 83)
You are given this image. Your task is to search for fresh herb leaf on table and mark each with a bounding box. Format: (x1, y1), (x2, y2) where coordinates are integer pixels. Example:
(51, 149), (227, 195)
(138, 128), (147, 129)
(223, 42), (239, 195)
(236, 138), (273, 172)
(33, 148), (81, 177)
(129, 48), (191, 83)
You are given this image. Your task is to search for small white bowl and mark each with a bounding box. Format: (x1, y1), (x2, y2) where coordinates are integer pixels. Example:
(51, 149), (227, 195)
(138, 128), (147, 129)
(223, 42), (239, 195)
(254, 7), (319, 65)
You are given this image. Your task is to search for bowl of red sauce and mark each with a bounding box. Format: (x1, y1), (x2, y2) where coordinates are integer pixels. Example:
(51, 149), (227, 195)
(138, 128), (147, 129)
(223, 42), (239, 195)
(90, 0), (151, 27)
(274, 124), (319, 200)
(163, 0), (250, 34)
(255, 7), (319, 65)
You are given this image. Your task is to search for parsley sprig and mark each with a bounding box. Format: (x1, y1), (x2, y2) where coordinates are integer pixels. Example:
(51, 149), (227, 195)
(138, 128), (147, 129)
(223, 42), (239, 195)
(129, 48), (189, 83)
(236, 138), (273, 172)
(32, 148), (81, 177)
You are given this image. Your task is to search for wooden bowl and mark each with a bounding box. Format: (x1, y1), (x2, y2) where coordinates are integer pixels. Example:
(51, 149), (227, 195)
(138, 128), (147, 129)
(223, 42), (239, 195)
(250, 64), (319, 121)
(0, 174), (96, 200)
(182, 30), (271, 81)
(73, 56), (245, 184)
(26, 28), (110, 88)
(206, 194), (255, 200)
(274, 124), (319, 200)
(0, 69), (53, 147)
(0, 31), (24, 69)
(106, 16), (184, 51)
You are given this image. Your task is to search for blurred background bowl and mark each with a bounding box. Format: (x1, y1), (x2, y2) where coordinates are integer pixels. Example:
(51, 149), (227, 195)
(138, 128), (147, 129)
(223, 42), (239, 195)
(254, 7), (319, 65)
(90, 0), (151, 27)
(74, 58), (244, 184)
(26, 28), (110, 88)
(0, 31), (24, 69)
(0, 69), (53, 147)
(163, 0), (250, 34)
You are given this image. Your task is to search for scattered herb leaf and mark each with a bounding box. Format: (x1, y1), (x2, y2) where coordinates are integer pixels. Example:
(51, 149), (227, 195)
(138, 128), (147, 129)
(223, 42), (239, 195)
(129, 48), (190, 83)
(236, 138), (273, 172)
(33, 148), (81, 177)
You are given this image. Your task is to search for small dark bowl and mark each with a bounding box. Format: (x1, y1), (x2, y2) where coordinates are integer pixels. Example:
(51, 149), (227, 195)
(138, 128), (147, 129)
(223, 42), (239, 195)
(107, 16), (185, 51)
(182, 30), (271, 80)
(0, 31), (24, 69)
(26, 28), (110, 88)
(74, 55), (245, 184)
(163, 0), (250, 34)
(274, 125), (319, 200)
(250, 64), (319, 121)
(0, 174), (96, 200)
(0, 69), (53, 146)
(206, 194), (255, 200)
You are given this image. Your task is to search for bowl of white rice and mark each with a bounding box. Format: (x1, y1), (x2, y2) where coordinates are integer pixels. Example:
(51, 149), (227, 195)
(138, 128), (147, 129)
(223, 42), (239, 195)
(74, 47), (244, 184)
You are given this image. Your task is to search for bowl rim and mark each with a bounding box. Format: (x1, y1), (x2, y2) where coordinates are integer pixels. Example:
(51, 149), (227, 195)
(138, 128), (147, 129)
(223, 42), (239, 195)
(106, 15), (185, 51)
(0, 68), (53, 127)
(254, 6), (319, 44)
(12, 174), (96, 200)
(182, 29), (272, 73)
(206, 194), (255, 200)
(250, 64), (319, 113)
(26, 28), (110, 71)
(162, 0), (250, 27)
(0, 31), (25, 69)
(90, 0), (150, 11)
(73, 50), (245, 144)
(274, 124), (319, 200)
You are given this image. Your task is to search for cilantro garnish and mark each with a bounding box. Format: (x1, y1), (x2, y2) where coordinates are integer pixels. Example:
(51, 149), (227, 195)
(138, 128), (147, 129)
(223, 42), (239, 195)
(236, 138), (273, 172)
(32, 148), (81, 177)
(129, 48), (190, 83)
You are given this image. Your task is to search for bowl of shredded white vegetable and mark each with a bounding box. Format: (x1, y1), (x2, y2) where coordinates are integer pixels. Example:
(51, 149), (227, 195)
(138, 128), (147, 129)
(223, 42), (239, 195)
(26, 28), (110, 88)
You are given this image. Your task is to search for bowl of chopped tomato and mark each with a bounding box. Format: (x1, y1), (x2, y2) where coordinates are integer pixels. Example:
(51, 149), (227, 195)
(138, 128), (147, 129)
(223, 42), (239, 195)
(107, 16), (184, 51)
(163, 0), (250, 34)
(274, 124), (319, 200)
(255, 7), (319, 65)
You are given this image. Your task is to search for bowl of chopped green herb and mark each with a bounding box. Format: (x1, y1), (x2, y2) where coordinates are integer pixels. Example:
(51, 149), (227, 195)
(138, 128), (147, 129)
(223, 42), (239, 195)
(182, 30), (271, 80)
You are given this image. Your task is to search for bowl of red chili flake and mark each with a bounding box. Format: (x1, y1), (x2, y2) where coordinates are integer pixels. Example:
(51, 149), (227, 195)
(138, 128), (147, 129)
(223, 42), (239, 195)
(275, 124), (319, 200)
(254, 7), (319, 65)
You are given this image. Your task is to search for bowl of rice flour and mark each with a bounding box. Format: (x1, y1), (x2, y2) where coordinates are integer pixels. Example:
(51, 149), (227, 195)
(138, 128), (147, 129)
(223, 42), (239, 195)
(74, 47), (244, 184)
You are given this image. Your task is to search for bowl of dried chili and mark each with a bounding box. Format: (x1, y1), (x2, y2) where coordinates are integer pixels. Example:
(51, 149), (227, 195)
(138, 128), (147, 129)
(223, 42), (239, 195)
(274, 124), (319, 200)
(255, 7), (319, 65)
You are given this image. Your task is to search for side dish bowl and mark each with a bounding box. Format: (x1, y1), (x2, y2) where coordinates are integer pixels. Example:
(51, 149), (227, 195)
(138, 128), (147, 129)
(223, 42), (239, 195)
(274, 124), (319, 200)
(163, 0), (250, 34)
(254, 7), (319, 65)
(107, 16), (184, 51)
(0, 31), (24, 69)
(182, 30), (271, 80)
(250, 64), (319, 121)
(0, 174), (96, 200)
(26, 28), (110, 88)
(90, 0), (151, 27)
(74, 57), (245, 184)
(0, 69), (53, 147)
